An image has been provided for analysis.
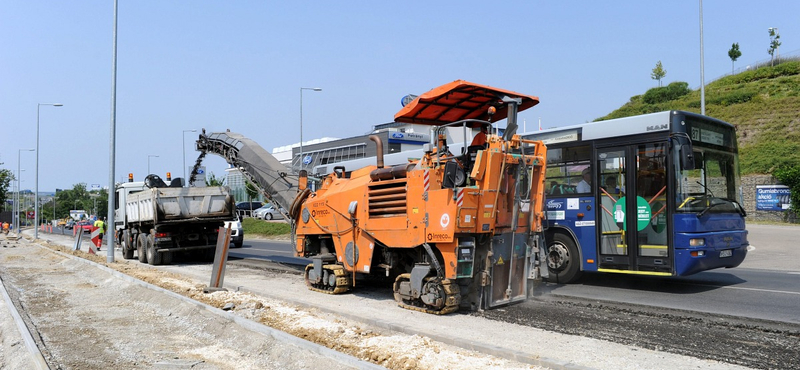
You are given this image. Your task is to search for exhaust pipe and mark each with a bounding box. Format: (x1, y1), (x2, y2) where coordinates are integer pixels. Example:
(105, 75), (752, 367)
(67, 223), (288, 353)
(369, 135), (384, 169)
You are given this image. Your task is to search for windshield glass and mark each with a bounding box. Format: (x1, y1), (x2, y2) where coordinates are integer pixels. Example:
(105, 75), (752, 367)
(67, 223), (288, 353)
(674, 146), (741, 214)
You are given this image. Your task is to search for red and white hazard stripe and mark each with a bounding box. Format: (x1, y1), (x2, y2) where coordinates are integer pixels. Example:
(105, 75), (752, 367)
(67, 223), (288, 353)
(89, 227), (101, 254)
(456, 188), (464, 207)
(423, 170), (430, 193)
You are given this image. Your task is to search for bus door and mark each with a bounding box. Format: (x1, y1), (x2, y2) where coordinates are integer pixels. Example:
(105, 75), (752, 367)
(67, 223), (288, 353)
(596, 143), (672, 274)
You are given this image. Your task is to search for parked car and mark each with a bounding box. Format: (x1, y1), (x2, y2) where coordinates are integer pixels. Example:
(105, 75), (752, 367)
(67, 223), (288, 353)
(235, 201), (263, 217)
(77, 221), (93, 233)
(252, 205), (271, 219)
(223, 218), (243, 248)
(260, 205), (285, 220)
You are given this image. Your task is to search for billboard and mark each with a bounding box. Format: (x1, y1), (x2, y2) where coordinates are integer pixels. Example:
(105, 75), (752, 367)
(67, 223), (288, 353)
(755, 185), (792, 211)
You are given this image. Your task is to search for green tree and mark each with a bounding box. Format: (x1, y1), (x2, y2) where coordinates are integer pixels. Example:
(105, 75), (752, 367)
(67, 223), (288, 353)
(774, 165), (800, 222)
(0, 163), (14, 211)
(768, 28), (781, 66)
(651, 61), (666, 87)
(205, 172), (226, 187)
(728, 43), (742, 74)
(245, 181), (260, 212)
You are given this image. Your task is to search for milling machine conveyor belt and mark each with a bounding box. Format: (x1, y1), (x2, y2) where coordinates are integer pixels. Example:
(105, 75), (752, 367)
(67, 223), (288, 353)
(191, 131), (298, 219)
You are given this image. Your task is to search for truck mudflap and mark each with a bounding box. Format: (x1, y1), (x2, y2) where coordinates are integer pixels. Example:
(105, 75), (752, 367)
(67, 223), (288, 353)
(486, 231), (530, 308)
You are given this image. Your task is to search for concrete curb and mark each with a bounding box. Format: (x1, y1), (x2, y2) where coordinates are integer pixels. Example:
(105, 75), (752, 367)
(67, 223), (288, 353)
(0, 271), (50, 370)
(27, 239), (385, 370)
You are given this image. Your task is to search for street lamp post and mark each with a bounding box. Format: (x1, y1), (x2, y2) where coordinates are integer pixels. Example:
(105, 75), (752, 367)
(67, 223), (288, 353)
(16, 149), (33, 234)
(299, 87), (322, 171)
(182, 129), (197, 185)
(147, 155), (159, 176)
(699, 0), (705, 115)
(35, 103), (63, 239)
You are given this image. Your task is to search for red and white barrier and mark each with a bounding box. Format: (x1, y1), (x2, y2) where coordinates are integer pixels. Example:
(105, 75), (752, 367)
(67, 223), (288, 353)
(89, 226), (101, 254)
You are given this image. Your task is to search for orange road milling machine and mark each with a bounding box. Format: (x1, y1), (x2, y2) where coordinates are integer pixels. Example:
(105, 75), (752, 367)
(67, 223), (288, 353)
(193, 80), (549, 314)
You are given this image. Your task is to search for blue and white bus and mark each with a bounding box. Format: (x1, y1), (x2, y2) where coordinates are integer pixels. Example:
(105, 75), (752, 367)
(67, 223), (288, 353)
(522, 111), (748, 283)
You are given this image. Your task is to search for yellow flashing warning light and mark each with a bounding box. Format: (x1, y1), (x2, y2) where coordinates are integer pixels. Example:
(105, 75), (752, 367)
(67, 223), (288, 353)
(128, 173), (134, 182)
(166, 172), (172, 181)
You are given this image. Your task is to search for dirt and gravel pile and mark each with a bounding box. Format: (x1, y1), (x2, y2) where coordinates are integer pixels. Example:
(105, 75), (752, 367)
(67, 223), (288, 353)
(1, 236), (543, 370)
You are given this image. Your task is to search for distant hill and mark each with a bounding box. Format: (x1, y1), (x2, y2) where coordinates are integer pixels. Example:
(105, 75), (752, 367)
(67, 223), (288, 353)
(595, 60), (800, 175)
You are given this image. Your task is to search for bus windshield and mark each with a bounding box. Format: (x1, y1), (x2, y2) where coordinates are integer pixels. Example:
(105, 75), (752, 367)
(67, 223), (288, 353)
(674, 146), (744, 215)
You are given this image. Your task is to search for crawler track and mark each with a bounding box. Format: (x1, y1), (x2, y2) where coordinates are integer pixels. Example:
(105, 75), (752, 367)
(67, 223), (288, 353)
(393, 273), (461, 315)
(304, 264), (352, 294)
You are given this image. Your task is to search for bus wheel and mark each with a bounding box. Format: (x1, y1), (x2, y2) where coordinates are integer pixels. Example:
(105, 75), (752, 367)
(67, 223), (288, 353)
(546, 233), (582, 283)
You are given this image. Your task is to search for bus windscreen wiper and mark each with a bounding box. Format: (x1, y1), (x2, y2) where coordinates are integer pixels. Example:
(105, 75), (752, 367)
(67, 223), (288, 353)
(697, 201), (724, 218)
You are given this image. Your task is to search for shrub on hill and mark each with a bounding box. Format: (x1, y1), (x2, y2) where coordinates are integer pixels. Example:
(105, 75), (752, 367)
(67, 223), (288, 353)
(642, 81), (692, 104)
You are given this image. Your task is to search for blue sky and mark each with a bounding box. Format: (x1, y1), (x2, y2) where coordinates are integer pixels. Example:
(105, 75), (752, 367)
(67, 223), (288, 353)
(2, 1), (798, 192)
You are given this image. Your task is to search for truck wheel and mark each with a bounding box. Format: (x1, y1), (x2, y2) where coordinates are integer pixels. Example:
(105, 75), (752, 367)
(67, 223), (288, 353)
(146, 234), (162, 265)
(546, 233), (582, 283)
(122, 231), (134, 259)
(137, 234), (147, 263)
(234, 241), (243, 248)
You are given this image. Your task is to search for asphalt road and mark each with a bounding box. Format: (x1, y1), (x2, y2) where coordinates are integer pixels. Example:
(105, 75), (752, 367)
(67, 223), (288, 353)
(229, 223), (800, 324)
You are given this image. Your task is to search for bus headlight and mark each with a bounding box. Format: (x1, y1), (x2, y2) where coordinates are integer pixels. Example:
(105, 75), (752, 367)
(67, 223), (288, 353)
(689, 238), (705, 247)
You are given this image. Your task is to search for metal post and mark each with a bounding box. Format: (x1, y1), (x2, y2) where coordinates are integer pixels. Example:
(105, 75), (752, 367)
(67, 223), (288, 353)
(299, 87), (322, 171)
(182, 129), (197, 185)
(17, 150), (32, 234)
(106, 0), (119, 262)
(699, 0), (705, 115)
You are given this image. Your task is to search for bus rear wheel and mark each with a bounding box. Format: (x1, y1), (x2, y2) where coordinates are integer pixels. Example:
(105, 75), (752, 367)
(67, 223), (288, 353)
(546, 233), (582, 283)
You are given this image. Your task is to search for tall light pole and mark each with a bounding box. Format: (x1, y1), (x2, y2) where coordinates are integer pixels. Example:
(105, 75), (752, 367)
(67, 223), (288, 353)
(182, 129), (197, 185)
(148, 155), (159, 175)
(16, 149), (33, 234)
(106, 0), (119, 262)
(35, 103), (63, 239)
(299, 87), (322, 171)
(699, 0), (705, 115)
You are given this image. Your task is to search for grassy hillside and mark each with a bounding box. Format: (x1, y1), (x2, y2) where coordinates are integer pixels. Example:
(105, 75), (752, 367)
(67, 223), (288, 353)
(595, 61), (800, 175)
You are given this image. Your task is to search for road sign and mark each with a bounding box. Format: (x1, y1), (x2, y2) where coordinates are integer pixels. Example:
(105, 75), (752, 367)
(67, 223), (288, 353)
(27, 211), (35, 219)
(91, 184), (101, 191)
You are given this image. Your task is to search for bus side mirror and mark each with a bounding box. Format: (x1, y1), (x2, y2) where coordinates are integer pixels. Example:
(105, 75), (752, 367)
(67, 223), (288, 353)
(680, 147), (695, 170)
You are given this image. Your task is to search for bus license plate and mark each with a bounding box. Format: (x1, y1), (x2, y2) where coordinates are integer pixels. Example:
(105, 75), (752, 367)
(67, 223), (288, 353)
(720, 249), (732, 258)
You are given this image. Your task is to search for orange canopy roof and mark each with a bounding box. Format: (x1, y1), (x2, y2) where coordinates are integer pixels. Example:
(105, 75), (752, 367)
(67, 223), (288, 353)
(394, 80), (539, 126)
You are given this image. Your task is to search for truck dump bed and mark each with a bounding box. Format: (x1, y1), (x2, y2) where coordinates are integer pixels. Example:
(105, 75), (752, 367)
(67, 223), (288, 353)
(125, 186), (234, 224)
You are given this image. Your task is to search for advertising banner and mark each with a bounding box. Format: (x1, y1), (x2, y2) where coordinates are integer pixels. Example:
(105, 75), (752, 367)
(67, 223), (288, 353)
(755, 185), (791, 211)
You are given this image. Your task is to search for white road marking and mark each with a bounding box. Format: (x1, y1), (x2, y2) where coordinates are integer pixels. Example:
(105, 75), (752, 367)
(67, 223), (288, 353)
(694, 283), (800, 296)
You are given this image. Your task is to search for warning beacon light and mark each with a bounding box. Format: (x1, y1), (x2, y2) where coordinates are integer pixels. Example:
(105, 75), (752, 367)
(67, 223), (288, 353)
(128, 173), (134, 182)
(166, 172), (172, 181)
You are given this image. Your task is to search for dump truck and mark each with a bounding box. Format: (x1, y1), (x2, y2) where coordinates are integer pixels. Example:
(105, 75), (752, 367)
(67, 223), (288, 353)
(114, 174), (235, 264)
(191, 80), (548, 313)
